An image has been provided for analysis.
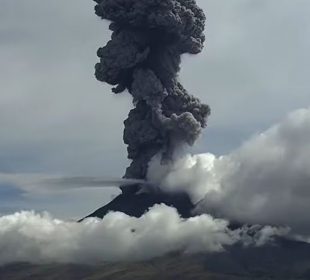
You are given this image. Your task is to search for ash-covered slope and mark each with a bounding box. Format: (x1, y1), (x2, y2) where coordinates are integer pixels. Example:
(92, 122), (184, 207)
(82, 188), (194, 220)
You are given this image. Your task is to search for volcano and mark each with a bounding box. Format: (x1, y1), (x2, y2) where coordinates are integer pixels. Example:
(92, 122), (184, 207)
(82, 185), (194, 220)
(77, 1), (310, 277)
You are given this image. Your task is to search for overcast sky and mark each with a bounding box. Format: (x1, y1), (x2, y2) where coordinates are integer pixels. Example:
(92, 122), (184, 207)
(1, 0), (310, 219)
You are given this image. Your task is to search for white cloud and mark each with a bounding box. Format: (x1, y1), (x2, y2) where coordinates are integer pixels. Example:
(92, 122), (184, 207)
(148, 108), (310, 236)
(0, 205), (285, 265)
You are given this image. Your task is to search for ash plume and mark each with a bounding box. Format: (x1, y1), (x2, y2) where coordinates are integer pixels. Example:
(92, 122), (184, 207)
(93, 0), (210, 188)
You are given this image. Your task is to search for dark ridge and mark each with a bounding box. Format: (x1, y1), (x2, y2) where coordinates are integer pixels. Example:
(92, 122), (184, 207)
(199, 237), (310, 278)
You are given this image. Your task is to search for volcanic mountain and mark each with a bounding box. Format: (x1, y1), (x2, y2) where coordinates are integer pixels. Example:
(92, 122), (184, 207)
(83, 188), (194, 220)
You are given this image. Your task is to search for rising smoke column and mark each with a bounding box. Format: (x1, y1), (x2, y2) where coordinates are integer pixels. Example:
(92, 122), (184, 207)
(93, 0), (210, 190)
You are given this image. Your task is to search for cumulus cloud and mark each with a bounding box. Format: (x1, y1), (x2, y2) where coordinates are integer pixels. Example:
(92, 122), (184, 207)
(148, 108), (310, 236)
(0, 204), (286, 265)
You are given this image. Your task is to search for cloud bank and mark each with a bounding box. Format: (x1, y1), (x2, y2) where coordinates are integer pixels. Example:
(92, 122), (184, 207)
(148, 108), (310, 236)
(0, 204), (286, 265)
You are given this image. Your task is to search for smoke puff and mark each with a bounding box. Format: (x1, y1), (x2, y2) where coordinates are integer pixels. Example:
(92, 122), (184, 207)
(0, 205), (286, 265)
(94, 0), (210, 183)
(148, 108), (310, 236)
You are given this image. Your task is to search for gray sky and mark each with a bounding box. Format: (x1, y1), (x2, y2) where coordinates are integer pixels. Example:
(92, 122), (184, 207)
(0, 0), (310, 218)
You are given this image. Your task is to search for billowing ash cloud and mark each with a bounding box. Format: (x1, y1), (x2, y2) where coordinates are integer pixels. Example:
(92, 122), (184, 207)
(148, 108), (310, 236)
(0, 205), (286, 265)
(93, 0), (210, 185)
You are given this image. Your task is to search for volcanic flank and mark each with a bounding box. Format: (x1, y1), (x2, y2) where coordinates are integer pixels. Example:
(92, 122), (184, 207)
(86, 0), (210, 218)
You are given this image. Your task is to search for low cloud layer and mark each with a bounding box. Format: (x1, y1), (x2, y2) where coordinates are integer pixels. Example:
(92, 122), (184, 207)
(0, 204), (286, 265)
(0, 174), (145, 194)
(148, 108), (310, 236)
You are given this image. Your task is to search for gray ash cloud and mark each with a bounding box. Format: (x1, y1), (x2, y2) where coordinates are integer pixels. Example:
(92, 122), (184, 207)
(93, 0), (210, 189)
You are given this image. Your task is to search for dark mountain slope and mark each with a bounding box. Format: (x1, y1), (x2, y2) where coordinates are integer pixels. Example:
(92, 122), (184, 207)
(81, 190), (194, 220)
